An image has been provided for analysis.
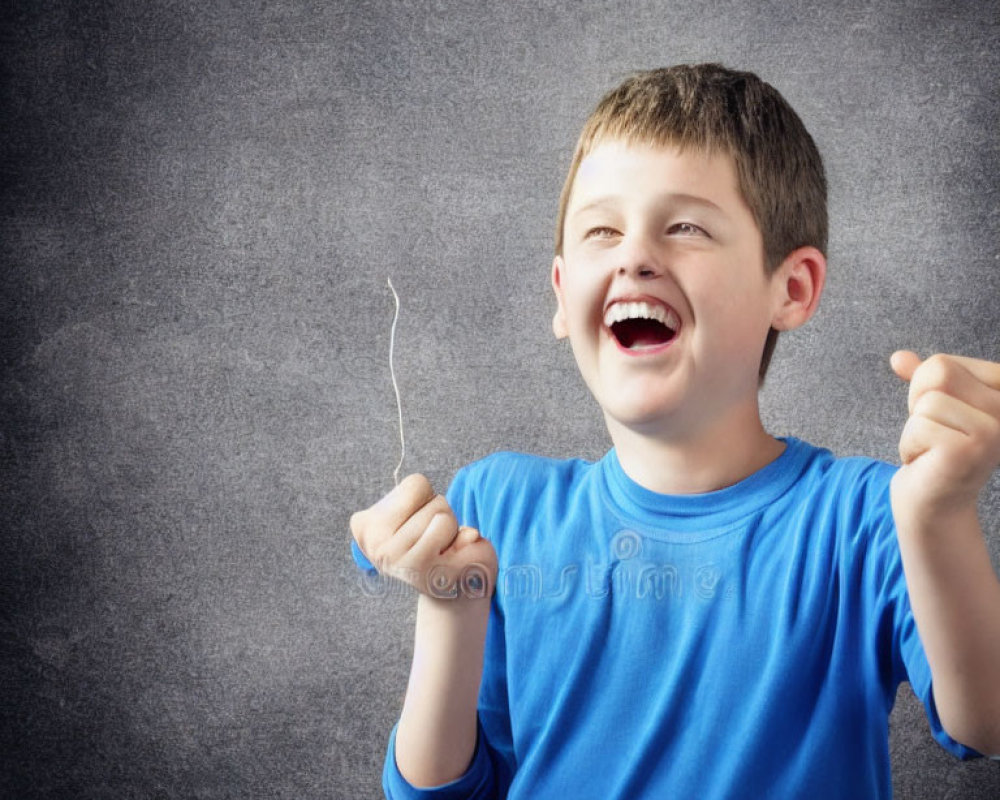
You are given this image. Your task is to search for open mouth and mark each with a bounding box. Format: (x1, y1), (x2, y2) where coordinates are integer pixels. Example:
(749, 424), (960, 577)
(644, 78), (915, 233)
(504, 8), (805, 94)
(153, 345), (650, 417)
(604, 301), (680, 351)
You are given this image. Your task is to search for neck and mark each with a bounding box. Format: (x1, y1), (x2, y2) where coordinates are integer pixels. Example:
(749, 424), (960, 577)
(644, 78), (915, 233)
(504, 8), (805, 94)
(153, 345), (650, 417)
(605, 405), (784, 495)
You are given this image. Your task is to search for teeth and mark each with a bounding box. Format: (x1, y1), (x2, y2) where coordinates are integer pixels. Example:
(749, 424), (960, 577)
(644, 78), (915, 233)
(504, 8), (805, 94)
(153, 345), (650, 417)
(604, 301), (679, 330)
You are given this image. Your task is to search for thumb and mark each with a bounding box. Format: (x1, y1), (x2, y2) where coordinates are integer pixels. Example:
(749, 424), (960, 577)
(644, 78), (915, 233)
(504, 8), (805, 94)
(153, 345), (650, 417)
(453, 525), (482, 548)
(890, 350), (922, 383)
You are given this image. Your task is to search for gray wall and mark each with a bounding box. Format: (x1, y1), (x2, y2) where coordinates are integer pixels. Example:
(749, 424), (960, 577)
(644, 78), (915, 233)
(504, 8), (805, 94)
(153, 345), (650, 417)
(2, 1), (998, 797)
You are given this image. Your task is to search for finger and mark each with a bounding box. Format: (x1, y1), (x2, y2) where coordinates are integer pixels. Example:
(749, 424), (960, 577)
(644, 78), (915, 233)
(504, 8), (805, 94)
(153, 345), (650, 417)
(407, 510), (462, 562)
(911, 389), (998, 440)
(397, 513), (466, 596)
(353, 473), (436, 557)
(896, 351), (1000, 392)
(372, 493), (453, 567)
(900, 395), (1000, 469)
(891, 350), (922, 383)
(453, 526), (481, 548)
(898, 413), (959, 465)
(906, 354), (1000, 418)
(932, 354), (1000, 391)
(376, 508), (461, 590)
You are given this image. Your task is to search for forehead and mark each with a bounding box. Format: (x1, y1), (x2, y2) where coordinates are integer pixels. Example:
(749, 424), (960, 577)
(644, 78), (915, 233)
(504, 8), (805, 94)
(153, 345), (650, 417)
(570, 138), (741, 206)
(576, 139), (738, 189)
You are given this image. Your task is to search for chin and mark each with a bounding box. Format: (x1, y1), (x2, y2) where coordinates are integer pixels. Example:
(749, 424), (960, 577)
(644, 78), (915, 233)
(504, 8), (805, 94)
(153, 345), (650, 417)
(600, 397), (687, 432)
(595, 372), (689, 421)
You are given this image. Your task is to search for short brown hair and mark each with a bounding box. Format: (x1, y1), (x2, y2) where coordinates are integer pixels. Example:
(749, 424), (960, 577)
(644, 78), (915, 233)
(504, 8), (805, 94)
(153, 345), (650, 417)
(554, 64), (827, 380)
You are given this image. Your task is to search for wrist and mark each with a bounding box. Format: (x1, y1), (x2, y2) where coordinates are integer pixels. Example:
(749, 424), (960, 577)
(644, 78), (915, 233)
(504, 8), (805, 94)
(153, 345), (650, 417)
(418, 591), (492, 626)
(893, 506), (981, 547)
(890, 474), (980, 539)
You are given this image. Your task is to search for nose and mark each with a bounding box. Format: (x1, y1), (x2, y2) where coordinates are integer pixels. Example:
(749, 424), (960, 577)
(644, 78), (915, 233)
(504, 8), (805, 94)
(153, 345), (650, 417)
(617, 238), (661, 280)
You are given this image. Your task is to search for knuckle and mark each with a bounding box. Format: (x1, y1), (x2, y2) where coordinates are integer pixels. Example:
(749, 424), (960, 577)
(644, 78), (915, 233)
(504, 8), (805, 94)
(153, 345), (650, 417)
(912, 389), (946, 417)
(426, 509), (458, 540)
(920, 354), (959, 389)
(922, 352), (952, 375)
(402, 472), (433, 498)
(427, 493), (453, 516)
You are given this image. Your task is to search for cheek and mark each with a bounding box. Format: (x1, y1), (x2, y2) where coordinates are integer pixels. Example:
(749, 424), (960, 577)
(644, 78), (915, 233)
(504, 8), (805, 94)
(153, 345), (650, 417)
(561, 273), (605, 326)
(717, 290), (765, 324)
(693, 281), (773, 346)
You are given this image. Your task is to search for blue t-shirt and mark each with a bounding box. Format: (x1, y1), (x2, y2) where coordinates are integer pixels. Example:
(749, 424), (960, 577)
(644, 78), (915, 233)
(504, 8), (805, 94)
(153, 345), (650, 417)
(354, 438), (979, 798)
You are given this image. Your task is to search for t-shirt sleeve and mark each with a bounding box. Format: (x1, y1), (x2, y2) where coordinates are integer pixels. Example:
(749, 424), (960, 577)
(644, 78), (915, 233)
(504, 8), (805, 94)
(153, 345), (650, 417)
(383, 721), (499, 800)
(351, 538), (377, 573)
(864, 463), (983, 760)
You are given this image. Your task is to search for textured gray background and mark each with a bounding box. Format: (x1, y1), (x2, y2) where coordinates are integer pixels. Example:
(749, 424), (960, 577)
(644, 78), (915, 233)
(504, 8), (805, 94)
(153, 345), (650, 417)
(2, 1), (999, 798)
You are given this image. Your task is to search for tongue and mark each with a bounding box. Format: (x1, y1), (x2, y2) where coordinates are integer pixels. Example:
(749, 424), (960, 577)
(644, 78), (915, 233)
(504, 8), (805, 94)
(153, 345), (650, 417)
(613, 319), (673, 349)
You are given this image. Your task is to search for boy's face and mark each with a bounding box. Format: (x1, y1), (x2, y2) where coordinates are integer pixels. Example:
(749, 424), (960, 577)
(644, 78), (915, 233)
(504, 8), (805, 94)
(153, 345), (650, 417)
(552, 140), (788, 438)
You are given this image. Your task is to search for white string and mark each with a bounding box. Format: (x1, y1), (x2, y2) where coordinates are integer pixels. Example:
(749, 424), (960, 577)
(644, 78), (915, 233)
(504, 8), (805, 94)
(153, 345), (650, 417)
(387, 277), (405, 486)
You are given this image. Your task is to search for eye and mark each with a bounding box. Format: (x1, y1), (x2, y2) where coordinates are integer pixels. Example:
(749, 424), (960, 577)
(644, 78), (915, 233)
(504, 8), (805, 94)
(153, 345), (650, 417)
(668, 222), (707, 237)
(584, 226), (620, 240)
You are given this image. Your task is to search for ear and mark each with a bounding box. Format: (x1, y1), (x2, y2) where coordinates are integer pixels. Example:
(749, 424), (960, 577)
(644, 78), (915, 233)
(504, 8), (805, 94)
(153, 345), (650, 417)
(769, 246), (826, 331)
(551, 255), (569, 339)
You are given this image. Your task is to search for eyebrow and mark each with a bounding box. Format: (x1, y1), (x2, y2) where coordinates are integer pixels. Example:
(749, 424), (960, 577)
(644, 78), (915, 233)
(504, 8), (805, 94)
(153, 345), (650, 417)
(571, 193), (726, 218)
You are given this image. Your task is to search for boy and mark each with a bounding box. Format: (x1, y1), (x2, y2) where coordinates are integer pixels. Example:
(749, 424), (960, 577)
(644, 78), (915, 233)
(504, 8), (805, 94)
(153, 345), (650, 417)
(350, 64), (1000, 798)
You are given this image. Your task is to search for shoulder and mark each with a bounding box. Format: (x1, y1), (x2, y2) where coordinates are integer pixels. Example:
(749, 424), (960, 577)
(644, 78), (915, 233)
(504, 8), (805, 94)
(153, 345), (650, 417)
(451, 450), (593, 501)
(777, 439), (902, 555)
(458, 449), (588, 481)
(783, 439), (904, 569)
(787, 438), (897, 505)
(447, 450), (596, 532)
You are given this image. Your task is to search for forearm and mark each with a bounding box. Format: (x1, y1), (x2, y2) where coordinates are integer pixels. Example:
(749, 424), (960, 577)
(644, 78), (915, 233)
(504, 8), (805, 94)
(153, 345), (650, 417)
(894, 503), (1000, 754)
(395, 593), (492, 787)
